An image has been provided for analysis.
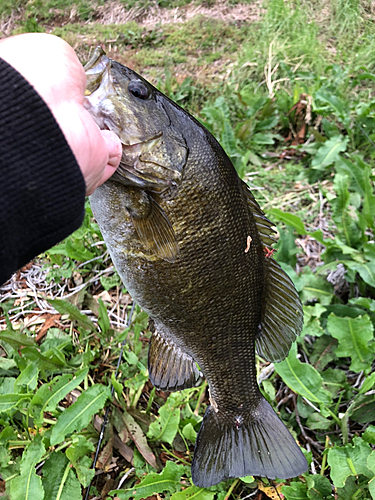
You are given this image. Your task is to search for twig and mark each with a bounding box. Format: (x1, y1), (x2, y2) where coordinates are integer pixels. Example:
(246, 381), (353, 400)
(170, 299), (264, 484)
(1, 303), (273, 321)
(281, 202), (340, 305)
(116, 467), (136, 490)
(224, 478), (240, 500)
(194, 380), (208, 416)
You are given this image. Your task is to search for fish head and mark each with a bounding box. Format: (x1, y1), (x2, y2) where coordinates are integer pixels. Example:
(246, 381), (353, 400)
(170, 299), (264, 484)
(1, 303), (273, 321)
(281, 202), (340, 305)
(84, 47), (188, 190)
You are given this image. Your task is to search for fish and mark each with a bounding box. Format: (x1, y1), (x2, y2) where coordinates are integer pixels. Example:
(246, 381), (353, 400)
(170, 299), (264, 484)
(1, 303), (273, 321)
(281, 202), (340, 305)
(84, 47), (308, 487)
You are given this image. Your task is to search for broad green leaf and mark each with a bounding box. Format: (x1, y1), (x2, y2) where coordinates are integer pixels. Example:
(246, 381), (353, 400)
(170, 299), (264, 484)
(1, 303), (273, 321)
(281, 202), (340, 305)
(321, 368), (347, 399)
(72, 455), (95, 488)
(0, 331), (35, 349)
(252, 132), (276, 144)
(48, 299), (95, 332)
(269, 209), (306, 235)
(359, 372), (375, 394)
(65, 435), (95, 463)
(100, 272), (122, 291)
(111, 371), (123, 399)
(327, 314), (374, 372)
(0, 377), (16, 395)
(171, 485), (215, 500)
(30, 369), (88, 424)
(0, 357), (17, 374)
(50, 384), (110, 446)
(370, 477), (375, 500)
(368, 450), (375, 473)
(73, 456), (95, 488)
(310, 336), (337, 371)
(20, 346), (66, 370)
(0, 394), (32, 412)
(297, 269), (334, 305)
(9, 436), (45, 500)
(315, 90), (350, 126)
(222, 118), (239, 158)
(43, 369), (88, 411)
(327, 436), (373, 488)
(274, 343), (331, 405)
(98, 298), (111, 335)
(349, 261), (375, 288)
(311, 135), (348, 170)
(275, 225), (299, 267)
(66, 436), (96, 486)
(64, 238), (94, 262)
(114, 460), (185, 500)
(239, 476), (255, 483)
(332, 174), (361, 247)
(336, 156), (375, 228)
(42, 451), (81, 500)
(182, 423), (197, 443)
(147, 394), (181, 444)
(305, 412), (333, 430)
(14, 364), (39, 393)
(348, 394), (375, 424)
(305, 474), (332, 500)
(281, 481), (308, 499)
(363, 426), (375, 444)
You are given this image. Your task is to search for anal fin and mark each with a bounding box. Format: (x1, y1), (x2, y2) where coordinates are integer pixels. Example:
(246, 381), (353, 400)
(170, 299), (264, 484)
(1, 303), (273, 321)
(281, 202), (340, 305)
(148, 328), (202, 391)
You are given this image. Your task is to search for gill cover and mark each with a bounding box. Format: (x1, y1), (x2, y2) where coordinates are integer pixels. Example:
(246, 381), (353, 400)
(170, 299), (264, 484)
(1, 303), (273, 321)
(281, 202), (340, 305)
(84, 47), (188, 190)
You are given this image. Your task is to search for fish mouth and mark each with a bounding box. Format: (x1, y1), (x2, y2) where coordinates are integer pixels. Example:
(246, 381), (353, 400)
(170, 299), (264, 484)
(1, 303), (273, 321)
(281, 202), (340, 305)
(84, 47), (109, 94)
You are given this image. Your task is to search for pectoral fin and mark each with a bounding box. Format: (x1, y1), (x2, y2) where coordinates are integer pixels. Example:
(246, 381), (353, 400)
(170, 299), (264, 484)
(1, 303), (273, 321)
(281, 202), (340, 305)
(132, 195), (179, 263)
(124, 188), (179, 262)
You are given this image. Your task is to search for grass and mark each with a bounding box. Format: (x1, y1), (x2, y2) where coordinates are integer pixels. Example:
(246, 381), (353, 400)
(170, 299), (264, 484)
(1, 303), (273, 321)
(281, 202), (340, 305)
(1, 0), (375, 499)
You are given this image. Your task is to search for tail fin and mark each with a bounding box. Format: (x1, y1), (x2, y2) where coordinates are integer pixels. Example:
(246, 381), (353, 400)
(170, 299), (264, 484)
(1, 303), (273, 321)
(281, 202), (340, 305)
(191, 398), (307, 487)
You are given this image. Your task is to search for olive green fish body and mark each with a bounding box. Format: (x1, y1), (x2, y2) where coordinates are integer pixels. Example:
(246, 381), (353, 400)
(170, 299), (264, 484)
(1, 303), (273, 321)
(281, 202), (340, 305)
(92, 133), (263, 400)
(86, 49), (307, 486)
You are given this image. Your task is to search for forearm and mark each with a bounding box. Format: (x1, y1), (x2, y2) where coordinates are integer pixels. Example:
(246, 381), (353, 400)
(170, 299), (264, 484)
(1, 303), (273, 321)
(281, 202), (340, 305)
(0, 58), (86, 284)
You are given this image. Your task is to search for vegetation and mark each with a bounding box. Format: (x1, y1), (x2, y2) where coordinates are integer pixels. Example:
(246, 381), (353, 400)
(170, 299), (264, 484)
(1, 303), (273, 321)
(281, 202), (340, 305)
(1, 0), (375, 498)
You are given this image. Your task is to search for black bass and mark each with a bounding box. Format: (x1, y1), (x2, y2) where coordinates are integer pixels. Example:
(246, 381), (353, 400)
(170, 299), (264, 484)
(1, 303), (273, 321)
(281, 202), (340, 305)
(84, 48), (307, 487)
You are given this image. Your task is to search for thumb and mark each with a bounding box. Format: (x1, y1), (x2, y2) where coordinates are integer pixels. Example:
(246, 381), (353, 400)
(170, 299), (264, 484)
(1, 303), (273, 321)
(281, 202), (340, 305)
(101, 129), (122, 169)
(86, 130), (123, 194)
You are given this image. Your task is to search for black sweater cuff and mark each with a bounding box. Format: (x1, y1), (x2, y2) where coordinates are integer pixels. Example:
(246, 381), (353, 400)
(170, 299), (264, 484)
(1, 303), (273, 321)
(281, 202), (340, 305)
(0, 58), (86, 285)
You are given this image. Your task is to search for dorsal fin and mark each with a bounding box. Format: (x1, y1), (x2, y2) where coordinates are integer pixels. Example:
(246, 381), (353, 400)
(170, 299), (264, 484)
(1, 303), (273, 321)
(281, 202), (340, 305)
(257, 257), (303, 362)
(148, 327), (202, 391)
(241, 180), (303, 361)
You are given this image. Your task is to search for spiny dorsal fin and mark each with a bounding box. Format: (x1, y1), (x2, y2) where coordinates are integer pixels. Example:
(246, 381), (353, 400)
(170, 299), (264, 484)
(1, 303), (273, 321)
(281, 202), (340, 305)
(131, 194), (179, 263)
(148, 327), (202, 391)
(241, 181), (277, 247)
(257, 257), (303, 362)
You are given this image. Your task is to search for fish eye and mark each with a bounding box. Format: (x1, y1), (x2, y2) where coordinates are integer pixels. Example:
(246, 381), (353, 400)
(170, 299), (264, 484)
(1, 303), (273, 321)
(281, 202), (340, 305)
(128, 80), (150, 100)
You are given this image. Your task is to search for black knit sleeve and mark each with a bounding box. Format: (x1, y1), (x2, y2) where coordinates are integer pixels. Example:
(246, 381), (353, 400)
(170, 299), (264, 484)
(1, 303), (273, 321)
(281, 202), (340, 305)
(0, 58), (86, 285)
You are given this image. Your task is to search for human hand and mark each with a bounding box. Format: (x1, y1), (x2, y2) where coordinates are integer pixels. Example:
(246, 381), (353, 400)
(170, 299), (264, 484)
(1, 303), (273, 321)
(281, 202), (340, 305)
(0, 33), (122, 195)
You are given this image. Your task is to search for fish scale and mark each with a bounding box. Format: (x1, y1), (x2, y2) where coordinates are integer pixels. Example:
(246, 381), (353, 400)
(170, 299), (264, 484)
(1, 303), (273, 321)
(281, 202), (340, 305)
(86, 47), (307, 487)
